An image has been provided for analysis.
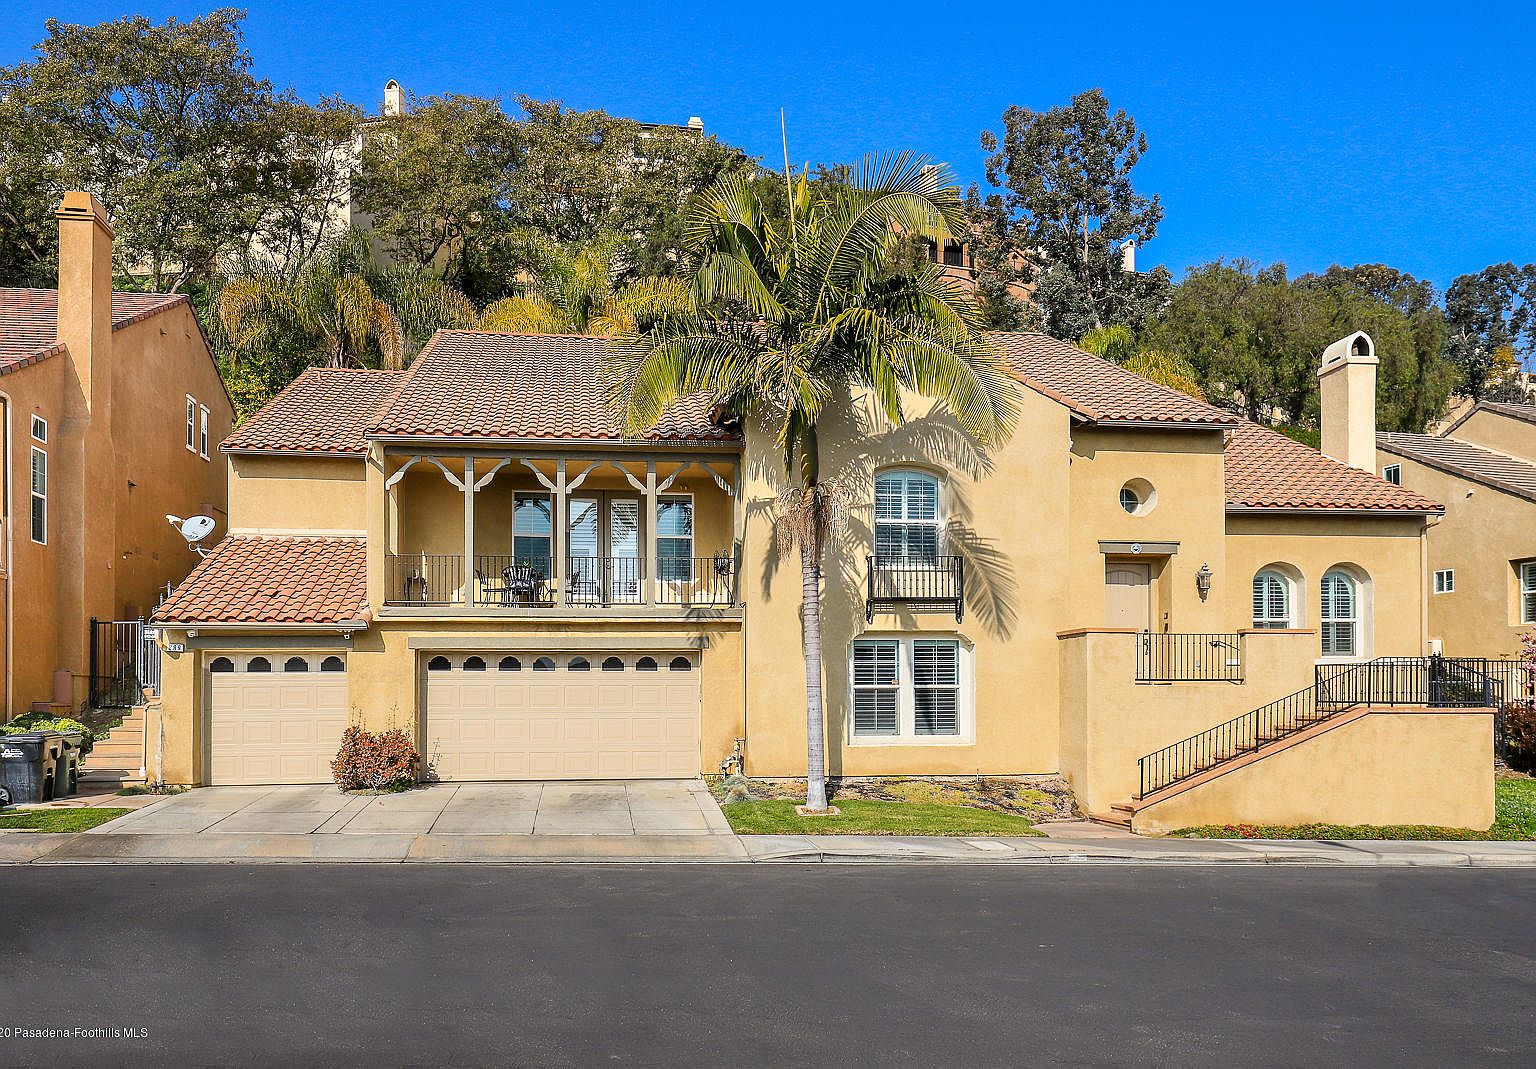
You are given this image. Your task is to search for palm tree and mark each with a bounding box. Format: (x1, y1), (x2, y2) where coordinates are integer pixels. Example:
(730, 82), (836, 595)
(1080, 325), (1206, 400)
(608, 154), (1017, 810)
(478, 231), (691, 336)
(219, 233), (477, 371)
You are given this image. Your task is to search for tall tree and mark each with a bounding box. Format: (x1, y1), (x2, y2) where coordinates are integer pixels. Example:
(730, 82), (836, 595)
(1443, 263), (1536, 400)
(0, 10), (354, 291)
(609, 155), (1017, 811)
(979, 88), (1166, 339)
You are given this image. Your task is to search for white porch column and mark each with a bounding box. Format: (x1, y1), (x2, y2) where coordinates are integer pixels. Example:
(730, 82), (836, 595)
(462, 456), (475, 606)
(643, 461), (658, 605)
(554, 459), (568, 600)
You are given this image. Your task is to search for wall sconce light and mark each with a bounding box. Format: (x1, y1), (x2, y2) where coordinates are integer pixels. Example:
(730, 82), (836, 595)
(1196, 563), (1213, 602)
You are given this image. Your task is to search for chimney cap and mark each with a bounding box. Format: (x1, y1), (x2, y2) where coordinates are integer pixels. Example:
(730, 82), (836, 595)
(56, 191), (113, 233)
(1320, 330), (1377, 373)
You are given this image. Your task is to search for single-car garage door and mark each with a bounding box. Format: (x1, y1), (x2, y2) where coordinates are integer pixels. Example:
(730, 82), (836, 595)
(424, 652), (700, 780)
(207, 653), (349, 785)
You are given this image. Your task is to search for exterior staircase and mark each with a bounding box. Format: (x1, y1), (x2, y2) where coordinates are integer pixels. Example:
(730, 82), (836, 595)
(1105, 656), (1521, 830)
(83, 705), (146, 786)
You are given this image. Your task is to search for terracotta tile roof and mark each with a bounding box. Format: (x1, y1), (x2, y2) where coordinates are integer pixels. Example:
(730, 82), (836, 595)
(368, 331), (738, 443)
(1378, 432), (1536, 504)
(222, 367), (407, 455)
(1224, 422), (1441, 513)
(985, 332), (1239, 427)
(0, 287), (186, 374)
(153, 536), (370, 626)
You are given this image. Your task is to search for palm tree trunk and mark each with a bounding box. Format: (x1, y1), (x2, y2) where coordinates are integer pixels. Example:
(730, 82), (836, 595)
(800, 535), (830, 811)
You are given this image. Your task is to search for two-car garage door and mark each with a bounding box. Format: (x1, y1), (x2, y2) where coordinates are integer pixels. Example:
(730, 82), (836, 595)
(423, 652), (701, 781)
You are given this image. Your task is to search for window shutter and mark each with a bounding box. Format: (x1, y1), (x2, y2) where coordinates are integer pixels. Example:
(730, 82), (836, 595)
(851, 641), (899, 735)
(912, 640), (959, 735)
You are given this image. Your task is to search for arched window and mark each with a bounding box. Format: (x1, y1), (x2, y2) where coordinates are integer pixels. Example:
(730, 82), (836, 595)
(873, 471), (940, 563)
(463, 656), (486, 672)
(209, 657), (234, 673)
(1252, 571), (1292, 629)
(284, 656), (309, 673)
(499, 656), (522, 672)
(533, 656), (556, 672)
(246, 656), (271, 673)
(635, 656), (658, 672)
(669, 656), (693, 672)
(1321, 571), (1359, 657)
(602, 657), (624, 672)
(569, 656), (590, 672)
(428, 656), (452, 672)
(321, 656), (345, 672)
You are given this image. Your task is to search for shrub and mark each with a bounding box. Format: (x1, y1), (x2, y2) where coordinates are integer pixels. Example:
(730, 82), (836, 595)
(1502, 701), (1536, 774)
(0, 714), (95, 754)
(331, 726), (419, 792)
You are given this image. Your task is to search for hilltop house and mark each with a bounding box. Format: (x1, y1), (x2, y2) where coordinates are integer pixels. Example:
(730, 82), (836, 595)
(0, 193), (233, 721)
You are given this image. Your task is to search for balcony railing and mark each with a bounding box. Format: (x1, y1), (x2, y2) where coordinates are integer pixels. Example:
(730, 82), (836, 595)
(1136, 633), (1245, 683)
(385, 553), (737, 609)
(864, 555), (964, 623)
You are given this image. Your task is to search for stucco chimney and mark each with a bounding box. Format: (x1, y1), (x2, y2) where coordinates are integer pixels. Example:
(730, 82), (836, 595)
(1318, 330), (1378, 471)
(1119, 240), (1136, 273)
(55, 191), (114, 416)
(687, 116), (704, 133)
(383, 79), (405, 117)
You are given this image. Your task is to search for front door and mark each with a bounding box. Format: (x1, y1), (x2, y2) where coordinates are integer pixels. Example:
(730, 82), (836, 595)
(1105, 562), (1152, 631)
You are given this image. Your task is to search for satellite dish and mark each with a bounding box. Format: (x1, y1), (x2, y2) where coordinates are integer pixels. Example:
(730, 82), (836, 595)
(167, 514), (216, 556)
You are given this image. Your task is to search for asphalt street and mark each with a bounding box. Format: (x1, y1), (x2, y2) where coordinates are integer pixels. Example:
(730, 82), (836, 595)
(1, 865), (1533, 1067)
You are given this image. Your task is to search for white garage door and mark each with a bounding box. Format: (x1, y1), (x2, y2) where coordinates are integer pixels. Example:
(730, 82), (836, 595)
(424, 652), (700, 781)
(207, 653), (349, 785)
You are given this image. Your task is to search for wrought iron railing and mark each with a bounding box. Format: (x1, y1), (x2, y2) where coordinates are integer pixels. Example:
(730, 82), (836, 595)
(473, 555), (555, 607)
(89, 618), (161, 708)
(1136, 633), (1245, 683)
(654, 555), (738, 606)
(385, 554), (464, 606)
(865, 555), (965, 622)
(1137, 657), (1514, 798)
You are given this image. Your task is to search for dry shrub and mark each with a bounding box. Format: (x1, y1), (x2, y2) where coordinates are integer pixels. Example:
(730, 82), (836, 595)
(331, 726), (419, 792)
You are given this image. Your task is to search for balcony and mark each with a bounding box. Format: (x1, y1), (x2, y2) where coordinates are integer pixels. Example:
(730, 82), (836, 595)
(384, 553), (738, 611)
(864, 555), (965, 622)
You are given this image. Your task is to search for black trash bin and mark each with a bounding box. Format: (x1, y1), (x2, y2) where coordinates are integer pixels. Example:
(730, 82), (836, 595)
(54, 730), (84, 797)
(0, 732), (60, 806)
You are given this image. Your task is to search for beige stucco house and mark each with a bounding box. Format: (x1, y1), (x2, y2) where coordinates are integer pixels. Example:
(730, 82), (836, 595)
(0, 193), (233, 722)
(148, 326), (1496, 831)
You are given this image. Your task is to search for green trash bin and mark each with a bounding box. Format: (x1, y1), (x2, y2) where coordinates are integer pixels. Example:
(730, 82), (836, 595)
(54, 730), (84, 796)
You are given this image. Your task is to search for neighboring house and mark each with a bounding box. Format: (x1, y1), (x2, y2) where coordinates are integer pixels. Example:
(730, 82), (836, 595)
(0, 193), (233, 719)
(1368, 397), (1536, 658)
(148, 323), (1495, 831)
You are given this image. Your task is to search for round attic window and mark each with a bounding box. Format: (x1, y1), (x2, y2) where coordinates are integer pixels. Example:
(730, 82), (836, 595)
(1119, 479), (1157, 516)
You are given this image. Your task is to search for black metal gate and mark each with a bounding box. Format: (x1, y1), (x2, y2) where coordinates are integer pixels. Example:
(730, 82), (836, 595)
(88, 618), (160, 709)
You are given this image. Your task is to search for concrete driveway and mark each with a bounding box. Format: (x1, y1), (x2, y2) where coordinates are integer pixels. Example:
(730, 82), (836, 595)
(95, 780), (732, 837)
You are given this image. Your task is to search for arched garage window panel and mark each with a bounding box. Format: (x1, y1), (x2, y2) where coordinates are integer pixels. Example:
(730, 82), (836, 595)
(669, 656), (693, 671)
(1320, 571), (1361, 657)
(321, 656), (345, 672)
(428, 656), (452, 672)
(463, 656), (486, 672)
(499, 656), (522, 672)
(209, 657), (234, 673)
(874, 470), (940, 563)
(246, 656), (271, 673)
(569, 656), (591, 672)
(602, 657), (624, 672)
(1251, 571), (1292, 629)
(284, 657), (309, 672)
(635, 656), (658, 672)
(533, 657), (556, 672)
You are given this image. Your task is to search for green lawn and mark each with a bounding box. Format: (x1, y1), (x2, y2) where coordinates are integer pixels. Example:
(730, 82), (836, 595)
(720, 798), (1043, 836)
(0, 807), (133, 832)
(1172, 778), (1536, 841)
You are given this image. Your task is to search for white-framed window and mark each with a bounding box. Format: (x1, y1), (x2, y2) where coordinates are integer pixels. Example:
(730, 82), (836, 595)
(29, 446), (47, 545)
(1434, 569), (1454, 594)
(199, 404), (210, 459)
(656, 494), (694, 581)
(29, 415), (46, 443)
(1252, 570), (1292, 628)
(849, 636), (970, 743)
(1320, 570), (1359, 657)
(513, 492), (552, 568)
(1522, 562), (1536, 625)
(874, 470), (940, 563)
(1382, 464), (1401, 485)
(185, 396), (197, 452)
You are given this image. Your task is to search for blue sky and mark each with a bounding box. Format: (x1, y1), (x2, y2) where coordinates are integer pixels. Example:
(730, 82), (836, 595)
(6, 1), (1535, 292)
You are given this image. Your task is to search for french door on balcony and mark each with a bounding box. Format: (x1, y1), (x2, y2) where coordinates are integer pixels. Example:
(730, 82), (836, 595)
(568, 493), (642, 605)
